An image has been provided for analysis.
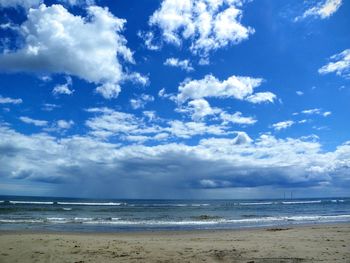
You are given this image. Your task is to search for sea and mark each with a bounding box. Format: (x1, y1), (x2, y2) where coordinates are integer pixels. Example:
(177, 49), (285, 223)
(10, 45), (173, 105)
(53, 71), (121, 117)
(0, 196), (349, 232)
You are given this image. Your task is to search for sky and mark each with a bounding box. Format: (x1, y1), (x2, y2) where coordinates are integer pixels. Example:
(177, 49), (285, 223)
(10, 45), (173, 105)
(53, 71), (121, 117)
(0, 0), (349, 199)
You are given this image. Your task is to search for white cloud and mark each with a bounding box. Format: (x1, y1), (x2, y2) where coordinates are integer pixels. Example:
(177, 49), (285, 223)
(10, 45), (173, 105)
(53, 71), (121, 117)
(86, 109), (141, 138)
(179, 98), (220, 121)
(57, 120), (74, 129)
(246, 92), (276, 104)
(137, 31), (161, 51)
(146, 0), (254, 57)
(323, 111), (332, 117)
(124, 72), (150, 86)
(41, 103), (60, 111)
(0, 95), (22, 104)
(19, 116), (48, 127)
(318, 49), (350, 78)
(0, 4), (141, 99)
(272, 120), (294, 131)
(177, 74), (265, 103)
(52, 76), (74, 96)
(165, 120), (228, 139)
(164, 57), (194, 71)
(158, 88), (175, 100)
(296, 0), (342, 20)
(58, 0), (95, 6)
(300, 108), (332, 117)
(198, 57), (210, 65)
(0, 0), (42, 9)
(296, 91), (304, 96)
(130, 94), (154, 110)
(200, 132), (252, 147)
(85, 107), (230, 140)
(2, 126), (349, 197)
(95, 83), (121, 99)
(220, 111), (257, 125)
(53, 84), (73, 96)
(143, 111), (157, 122)
(301, 108), (322, 115)
(43, 119), (74, 133)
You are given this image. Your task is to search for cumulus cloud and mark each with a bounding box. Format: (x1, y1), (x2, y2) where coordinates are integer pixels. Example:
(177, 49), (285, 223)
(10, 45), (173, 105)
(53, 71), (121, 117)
(300, 108), (332, 117)
(0, 4), (143, 99)
(130, 94), (154, 110)
(52, 76), (74, 96)
(43, 119), (74, 133)
(52, 85), (74, 96)
(178, 98), (220, 121)
(296, 91), (304, 96)
(85, 107), (231, 140)
(85, 108), (143, 139)
(19, 116), (48, 127)
(158, 88), (175, 100)
(177, 74), (266, 103)
(296, 0), (342, 21)
(301, 108), (322, 115)
(143, 111), (157, 122)
(41, 103), (60, 111)
(123, 72), (150, 86)
(137, 31), (161, 51)
(272, 120), (294, 131)
(164, 57), (194, 71)
(220, 111), (257, 125)
(57, 120), (74, 129)
(319, 49), (350, 78)
(323, 111), (332, 117)
(0, 0), (42, 9)
(165, 120), (228, 138)
(246, 92), (276, 104)
(145, 0), (254, 58)
(1, 125), (349, 197)
(58, 0), (95, 6)
(0, 95), (22, 104)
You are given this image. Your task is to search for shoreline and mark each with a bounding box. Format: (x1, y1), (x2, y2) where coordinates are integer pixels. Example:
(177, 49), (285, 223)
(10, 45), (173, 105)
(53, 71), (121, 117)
(1, 223), (349, 262)
(1, 221), (350, 235)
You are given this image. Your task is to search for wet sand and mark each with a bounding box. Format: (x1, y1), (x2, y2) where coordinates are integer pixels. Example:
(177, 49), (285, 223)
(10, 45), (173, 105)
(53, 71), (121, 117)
(0, 224), (349, 262)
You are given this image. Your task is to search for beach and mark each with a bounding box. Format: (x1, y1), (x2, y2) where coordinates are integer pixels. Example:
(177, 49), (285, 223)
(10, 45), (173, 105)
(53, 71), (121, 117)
(0, 224), (349, 262)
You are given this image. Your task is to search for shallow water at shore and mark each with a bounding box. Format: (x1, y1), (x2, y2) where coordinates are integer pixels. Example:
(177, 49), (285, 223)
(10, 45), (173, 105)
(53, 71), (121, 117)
(1, 196), (350, 232)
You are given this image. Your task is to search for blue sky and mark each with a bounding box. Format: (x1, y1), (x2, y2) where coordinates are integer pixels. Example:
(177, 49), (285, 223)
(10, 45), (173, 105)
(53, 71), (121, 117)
(0, 0), (349, 199)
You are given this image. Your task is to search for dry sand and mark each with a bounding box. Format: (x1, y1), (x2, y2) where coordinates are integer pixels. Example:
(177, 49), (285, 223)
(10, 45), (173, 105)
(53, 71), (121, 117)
(0, 224), (349, 262)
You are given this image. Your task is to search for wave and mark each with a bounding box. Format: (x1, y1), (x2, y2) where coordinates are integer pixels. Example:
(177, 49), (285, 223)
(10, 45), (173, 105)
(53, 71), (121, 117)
(282, 200), (322, 205)
(1, 199), (347, 208)
(9, 201), (54, 205)
(1, 214), (349, 226)
(239, 202), (274, 206)
(130, 203), (210, 207)
(0, 219), (45, 223)
(191, 215), (222, 220)
(331, 200), (345, 203)
(56, 202), (125, 206)
(1, 201), (126, 206)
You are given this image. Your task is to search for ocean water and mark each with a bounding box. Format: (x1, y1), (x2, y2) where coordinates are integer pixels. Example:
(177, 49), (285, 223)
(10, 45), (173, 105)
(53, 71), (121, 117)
(0, 196), (349, 232)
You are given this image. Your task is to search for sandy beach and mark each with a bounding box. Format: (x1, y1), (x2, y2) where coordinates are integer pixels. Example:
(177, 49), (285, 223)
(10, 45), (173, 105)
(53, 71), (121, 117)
(0, 224), (349, 262)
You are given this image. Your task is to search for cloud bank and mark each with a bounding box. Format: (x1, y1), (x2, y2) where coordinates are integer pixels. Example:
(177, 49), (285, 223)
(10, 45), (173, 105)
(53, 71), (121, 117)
(1, 125), (349, 197)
